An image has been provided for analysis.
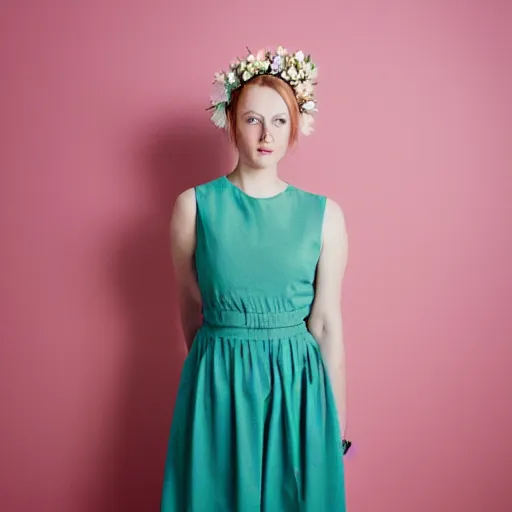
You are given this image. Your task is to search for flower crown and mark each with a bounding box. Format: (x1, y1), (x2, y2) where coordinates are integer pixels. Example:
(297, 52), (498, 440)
(208, 46), (318, 136)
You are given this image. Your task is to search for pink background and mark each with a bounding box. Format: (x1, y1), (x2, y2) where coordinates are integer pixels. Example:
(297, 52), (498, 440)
(1, 1), (511, 511)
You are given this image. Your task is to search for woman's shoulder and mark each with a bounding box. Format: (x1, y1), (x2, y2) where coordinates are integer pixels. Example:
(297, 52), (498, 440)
(188, 176), (227, 199)
(175, 176), (223, 203)
(294, 183), (343, 207)
(291, 184), (346, 229)
(174, 187), (196, 210)
(289, 183), (334, 213)
(321, 195), (348, 248)
(290, 183), (326, 200)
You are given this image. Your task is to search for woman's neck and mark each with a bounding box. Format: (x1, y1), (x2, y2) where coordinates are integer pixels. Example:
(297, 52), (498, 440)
(227, 163), (287, 196)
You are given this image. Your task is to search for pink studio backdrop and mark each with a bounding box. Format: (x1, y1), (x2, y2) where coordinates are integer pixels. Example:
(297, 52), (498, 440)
(1, 1), (511, 511)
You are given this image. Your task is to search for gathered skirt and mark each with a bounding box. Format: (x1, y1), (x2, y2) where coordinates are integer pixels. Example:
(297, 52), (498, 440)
(160, 323), (346, 511)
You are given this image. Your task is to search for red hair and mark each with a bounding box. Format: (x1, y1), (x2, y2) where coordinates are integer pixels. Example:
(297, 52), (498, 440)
(226, 74), (300, 148)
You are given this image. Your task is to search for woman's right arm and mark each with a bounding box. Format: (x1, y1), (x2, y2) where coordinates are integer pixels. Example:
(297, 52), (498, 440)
(169, 188), (202, 352)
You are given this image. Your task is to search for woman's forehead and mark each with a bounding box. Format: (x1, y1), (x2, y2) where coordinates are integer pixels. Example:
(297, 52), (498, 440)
(238, 86), (288, 114)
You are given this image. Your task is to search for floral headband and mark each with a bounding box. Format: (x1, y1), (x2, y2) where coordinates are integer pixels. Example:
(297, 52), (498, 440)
(208, 46), (318, 136)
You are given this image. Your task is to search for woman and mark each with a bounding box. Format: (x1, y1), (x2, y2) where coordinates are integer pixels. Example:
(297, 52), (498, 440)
(161, 46), (349, 511)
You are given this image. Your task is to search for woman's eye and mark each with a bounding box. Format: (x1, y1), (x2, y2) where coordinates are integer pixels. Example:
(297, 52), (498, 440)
(247, 117), (259, 124)
(276, 118), (287, 125)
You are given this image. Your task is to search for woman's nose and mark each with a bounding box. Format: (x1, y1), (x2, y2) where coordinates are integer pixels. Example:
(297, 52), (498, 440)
(260, 128), (273, 143)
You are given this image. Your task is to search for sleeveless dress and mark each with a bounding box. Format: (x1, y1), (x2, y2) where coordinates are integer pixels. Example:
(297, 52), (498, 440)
(161, 175), (346, 511)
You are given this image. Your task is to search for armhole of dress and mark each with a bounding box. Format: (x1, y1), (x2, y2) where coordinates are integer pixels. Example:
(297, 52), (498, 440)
(194, 185), (204, 239)
(192, 186), (204, 317)
(318, 195), (328, 256)
(193, 186), (201, 265)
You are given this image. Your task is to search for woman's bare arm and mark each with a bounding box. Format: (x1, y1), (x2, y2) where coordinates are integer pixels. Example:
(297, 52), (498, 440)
(307, 198), (349, 437)
(169, 188), (203, 352)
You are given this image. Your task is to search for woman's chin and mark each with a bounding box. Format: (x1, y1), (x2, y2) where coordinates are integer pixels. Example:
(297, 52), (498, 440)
(251, 153), (282, 168)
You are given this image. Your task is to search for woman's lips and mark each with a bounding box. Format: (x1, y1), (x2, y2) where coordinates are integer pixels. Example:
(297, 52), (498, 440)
(257, 148), (273, 155)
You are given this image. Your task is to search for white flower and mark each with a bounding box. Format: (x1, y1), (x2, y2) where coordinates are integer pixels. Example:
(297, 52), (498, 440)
(246, 54), (255, 63)
(211, 105), (227, 129)
(295, 50), (305, 62)
(256, 49), (266, 61)
(276, 45), (287, 56)
(302, 61), (313, 77)
(227, 72), (236, 84)
(242, 70), (252, 81)
(299, 113), (315, 135)
(302, 100), (316, 111)
(288, 66), (298, 79)
(295, 82), (314, 98)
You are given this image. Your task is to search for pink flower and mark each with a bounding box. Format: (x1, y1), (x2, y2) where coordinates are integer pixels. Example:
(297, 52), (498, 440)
(213, 72), (225, 84)
(210, 82), (228, 104)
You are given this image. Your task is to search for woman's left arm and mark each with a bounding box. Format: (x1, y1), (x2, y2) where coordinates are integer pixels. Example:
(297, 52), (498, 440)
(307, 197), (349, 438)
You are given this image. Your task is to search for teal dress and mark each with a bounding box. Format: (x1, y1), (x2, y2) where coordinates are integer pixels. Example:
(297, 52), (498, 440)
(161, 175), (346, 511)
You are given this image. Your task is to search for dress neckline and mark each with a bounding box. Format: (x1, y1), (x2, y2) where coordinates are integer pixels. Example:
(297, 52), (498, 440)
(222, 175), (292, 200)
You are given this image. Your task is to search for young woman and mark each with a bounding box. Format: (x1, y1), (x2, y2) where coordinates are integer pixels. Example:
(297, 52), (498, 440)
(161, 46), (349, 511)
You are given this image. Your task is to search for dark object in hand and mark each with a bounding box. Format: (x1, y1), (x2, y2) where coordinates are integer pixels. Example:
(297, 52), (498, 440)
(342, 439), (351, 455)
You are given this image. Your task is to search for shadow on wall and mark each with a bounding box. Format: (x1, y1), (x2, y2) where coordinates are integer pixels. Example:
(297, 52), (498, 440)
(92, 114), (231, 512)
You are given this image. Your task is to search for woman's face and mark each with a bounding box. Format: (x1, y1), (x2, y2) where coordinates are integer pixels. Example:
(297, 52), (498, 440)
(234, 85), (291, 169)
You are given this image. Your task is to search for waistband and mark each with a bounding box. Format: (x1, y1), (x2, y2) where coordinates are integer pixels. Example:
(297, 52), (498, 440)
(199, 321), (310, 341)
(202, 306), (311, 330)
